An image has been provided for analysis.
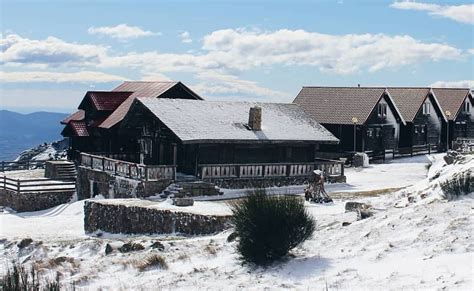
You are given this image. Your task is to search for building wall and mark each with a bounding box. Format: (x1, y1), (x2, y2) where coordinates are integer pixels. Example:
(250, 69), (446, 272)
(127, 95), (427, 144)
(364, 95), (399, 151)
(453, 97), (474, 139)
(400, 94), (443, 147)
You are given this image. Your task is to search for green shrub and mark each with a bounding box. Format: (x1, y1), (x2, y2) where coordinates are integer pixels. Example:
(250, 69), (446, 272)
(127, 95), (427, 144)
(441, 170), (473, 200)
(230, 190), (315, 265)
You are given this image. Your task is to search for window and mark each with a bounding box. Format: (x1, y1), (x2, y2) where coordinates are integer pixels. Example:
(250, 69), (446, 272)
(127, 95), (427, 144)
(422, 102), (431, 115)
(367, 128), (374, 138)
(414, 126), (418, 134)
(464, 101), (470, 113)
(378, 103), (387, 118)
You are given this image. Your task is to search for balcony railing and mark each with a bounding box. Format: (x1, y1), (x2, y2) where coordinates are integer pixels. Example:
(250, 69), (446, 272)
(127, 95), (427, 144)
(80, 153), (176, 181)
(198, 158), (344, 181)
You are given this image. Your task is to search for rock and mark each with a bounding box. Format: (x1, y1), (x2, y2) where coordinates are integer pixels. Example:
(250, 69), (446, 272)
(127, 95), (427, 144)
(17, 238), (33, 249)
(358, 209), (373, 220)
(173, 198), (194, 207)
(444, 151), (461, 165)
(345, 202), (370, 213)
(342, 222), (352, 227)
(132, 243), (145, 251)
(105, 244), (113, 255)
(119, 243), (132, 253)
(227, 232), (238, 242)
(353, 153), (369, 168)
(150, 241), (165, 251)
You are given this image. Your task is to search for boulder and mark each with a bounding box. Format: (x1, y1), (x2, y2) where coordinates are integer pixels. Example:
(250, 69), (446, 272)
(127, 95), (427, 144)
(345, 202), (370, 213)
(17, 238), (33, 249)
(150, 241), (165, 251)
(342, 222), (352, 227)
(173, 198), (194, 207)
(105, 244), (113, 255)
(119, 242), (144, 253)
(227, 232), (238, 242)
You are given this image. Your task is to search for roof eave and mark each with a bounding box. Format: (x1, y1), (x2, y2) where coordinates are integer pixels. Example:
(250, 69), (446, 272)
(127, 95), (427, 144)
(429, 88), (448, 122)
(384, 89), (407, 126)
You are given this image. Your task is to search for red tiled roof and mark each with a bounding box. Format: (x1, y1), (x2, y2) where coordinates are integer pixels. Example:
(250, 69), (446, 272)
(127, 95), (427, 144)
(432, 88), (471, 120)
(100, 81), (202, 129)
(69, 121), (89, 137)
(61, 110), (85, 124)
(79, 91), (133, 111)
(293, 87), (387, 125)
(386, 87), (432, 123)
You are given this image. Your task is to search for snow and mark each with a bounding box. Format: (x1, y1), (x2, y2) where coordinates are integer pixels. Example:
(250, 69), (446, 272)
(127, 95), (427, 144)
(137, 98), (338, 143)
(96, 198), (232, 216)
(0, 153), (472, 290)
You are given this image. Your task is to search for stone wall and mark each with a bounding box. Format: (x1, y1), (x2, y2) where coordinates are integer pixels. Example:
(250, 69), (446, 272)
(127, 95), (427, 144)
(0, 188), (74, 212)
(203, 175), (346, 189)
(84, 200), (232, 236)
(77, 167), (171, 200)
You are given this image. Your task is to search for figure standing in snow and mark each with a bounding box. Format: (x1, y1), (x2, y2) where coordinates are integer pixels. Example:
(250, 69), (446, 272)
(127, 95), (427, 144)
(305, 170), (332, 203)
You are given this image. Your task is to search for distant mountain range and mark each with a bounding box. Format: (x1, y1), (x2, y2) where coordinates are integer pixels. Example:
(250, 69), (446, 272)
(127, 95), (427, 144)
(0, 110), (69, 161)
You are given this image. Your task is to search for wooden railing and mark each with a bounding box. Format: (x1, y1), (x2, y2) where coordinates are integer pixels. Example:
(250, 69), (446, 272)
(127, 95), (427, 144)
(198, 159), (344, 180)
(1, 160), (46, 172)
(364, 144), (439, 162)
(1, 176), (75, 194)
(80, 153), (176, 181)
(87, 152), (140, 163)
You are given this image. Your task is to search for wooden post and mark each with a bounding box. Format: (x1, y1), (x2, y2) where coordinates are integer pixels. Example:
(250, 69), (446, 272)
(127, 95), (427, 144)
(172, 143), (177, 167)
(102, 157), (105, 171)
(428, 144), (431, 154)
(286, 164), (291, 177)
(340, 161), (344, 179)
(1, 161), (4, 172)
(26, 160), (30, 170)
(17, 179), (20, 194)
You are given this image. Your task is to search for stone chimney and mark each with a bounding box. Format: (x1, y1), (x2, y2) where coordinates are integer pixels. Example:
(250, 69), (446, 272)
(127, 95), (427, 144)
(248, 106), (262, 131)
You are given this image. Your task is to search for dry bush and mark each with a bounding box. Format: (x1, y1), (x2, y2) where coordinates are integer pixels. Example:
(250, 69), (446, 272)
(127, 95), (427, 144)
(135, 254), (168, 271)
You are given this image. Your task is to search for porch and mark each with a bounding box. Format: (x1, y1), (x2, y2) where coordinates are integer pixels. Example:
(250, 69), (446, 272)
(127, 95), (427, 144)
(79, 153), (346, 187)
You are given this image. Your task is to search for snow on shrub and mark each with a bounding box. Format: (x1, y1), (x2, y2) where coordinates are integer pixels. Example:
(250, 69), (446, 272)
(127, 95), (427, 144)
(230, 189), (315, 265)
(441, 170), (473, 200)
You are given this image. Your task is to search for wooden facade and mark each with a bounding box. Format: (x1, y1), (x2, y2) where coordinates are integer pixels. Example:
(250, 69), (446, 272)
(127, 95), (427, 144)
(119, 99), (339, 178)
(396, 92), (444, 148)
(61, 82), (203, 159)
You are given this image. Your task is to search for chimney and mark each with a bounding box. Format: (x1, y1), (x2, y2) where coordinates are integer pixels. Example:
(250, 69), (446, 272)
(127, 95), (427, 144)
(248, 106), (262, 131)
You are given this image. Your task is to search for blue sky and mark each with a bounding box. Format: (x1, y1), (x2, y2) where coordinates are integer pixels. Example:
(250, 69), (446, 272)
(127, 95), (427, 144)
(1, 0), (473, 113)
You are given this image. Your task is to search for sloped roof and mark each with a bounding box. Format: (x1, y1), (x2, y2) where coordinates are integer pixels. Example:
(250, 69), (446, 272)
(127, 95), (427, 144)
(293, 87), (387, 125)
(432, 88), (471, 120)
(100, 81), (202, 129)
(61, 110), (85, 124)
(78, 91), (133, 111)
(386, 88), (431, 122)
(135, 98), (339, 144)
(113, 81), (179, 97)
(69, 121), (89, 137)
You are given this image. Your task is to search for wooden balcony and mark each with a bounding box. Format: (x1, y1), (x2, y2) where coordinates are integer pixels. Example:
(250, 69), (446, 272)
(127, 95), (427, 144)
(198, 158), (345, 182)
(80, 153), (176, 181)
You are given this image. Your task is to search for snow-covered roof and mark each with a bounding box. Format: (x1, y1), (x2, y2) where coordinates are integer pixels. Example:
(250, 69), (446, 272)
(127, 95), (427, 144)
(135, 98), (339, 144)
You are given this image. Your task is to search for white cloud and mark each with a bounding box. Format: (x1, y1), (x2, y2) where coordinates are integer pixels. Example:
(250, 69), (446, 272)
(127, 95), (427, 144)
(468, 48), (474, 55)
(179, 31), (193, 43)
(391, 1), (474, 25)
(192, 71), (289, 101)
(0, 34), (107, 66)
(200, 29), (463, 74)
(88, 24), (158, 40)
(431, 80), (474, 88)
(0, 71), (127, 83)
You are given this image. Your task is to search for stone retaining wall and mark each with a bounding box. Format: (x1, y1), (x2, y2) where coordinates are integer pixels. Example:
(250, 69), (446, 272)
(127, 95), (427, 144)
(84, 200), (232, 236)
(0, 188), (74, 212)
(77, 167), (171, 200)
(203, 175), (346, 189)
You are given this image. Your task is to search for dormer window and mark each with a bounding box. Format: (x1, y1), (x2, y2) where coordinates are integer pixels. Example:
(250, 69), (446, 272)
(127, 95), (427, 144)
(422, 102), (431, 116)
(378, 103), (387, 118)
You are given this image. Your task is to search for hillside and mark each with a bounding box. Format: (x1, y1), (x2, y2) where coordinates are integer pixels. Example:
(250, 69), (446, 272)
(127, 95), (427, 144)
(0, 110), (68, 161)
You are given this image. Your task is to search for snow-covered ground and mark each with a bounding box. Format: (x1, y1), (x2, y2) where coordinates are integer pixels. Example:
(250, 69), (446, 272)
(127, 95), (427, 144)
(0, 153), (472, 290)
